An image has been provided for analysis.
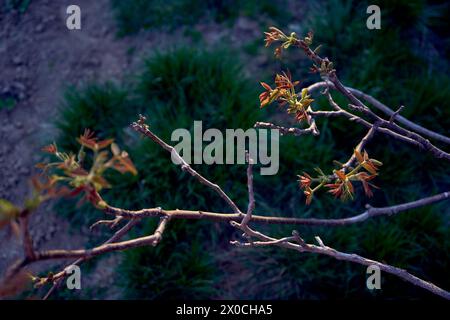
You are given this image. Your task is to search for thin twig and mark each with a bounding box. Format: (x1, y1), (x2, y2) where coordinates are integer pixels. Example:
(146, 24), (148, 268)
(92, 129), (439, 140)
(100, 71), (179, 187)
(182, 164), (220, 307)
(131, 115), (241, 213)
(254, 121), (317, 136)
(43, 218), (139, 300)
(100, 191), (450, 226)
(298, 45), (450, 158)
(329, 76), (449, 159)
(19, 215), (35, 260)
(325, 90), (426, 149)
(241, 152), (255, 228)
(7, 217), (167, 286)
(3, 29), (450, 302)
(307, 81), (450, 145)
(231, 223), (450, 299)
(342, 122), (380, 169)
(7, 190), (447, 290)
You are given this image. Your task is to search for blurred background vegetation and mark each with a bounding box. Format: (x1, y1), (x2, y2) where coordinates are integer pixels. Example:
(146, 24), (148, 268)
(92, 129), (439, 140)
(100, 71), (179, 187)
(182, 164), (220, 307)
(45, 0), (449, 299)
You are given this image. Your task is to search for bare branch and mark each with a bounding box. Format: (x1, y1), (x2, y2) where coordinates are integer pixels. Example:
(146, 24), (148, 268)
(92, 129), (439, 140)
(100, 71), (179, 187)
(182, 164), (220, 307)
(389, 105), (405, 124)
(305, 106), (320, 136)
(89, 216), (124, 230)
(324, 90), (427, 150)
(35, 217), (168, 261)
(241, 152), (255, 228)
(131, 115), (241, 213)
(254, 121), (317, 136)
(297, 43), (450, 159)
(346, 97), (450, 160)
(307, 81), (450, 146)
(307, 81), (450, 145)
(231, 236), (295, 247)
(101, 191), (449, 226)
(307, 110), (346, 117)
(4, 29), (450, 302)
(7, 217), (167, 288)
(6, 218), (141, 285)
(43, 218), (139, 299)
(19, 215), (35, 260)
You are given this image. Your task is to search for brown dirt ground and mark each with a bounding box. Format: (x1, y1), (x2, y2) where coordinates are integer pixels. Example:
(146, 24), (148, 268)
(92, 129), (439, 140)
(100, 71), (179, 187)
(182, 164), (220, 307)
(0, 0), (141, 298)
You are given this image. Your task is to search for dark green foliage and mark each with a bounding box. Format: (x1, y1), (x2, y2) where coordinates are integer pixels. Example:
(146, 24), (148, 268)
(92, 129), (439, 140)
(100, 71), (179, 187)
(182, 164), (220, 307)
(110, 0), (289, 35)
(0, 97), (16, 110)
(2, 0), (31, 13)
(56, 83), (134, 152)
(119, 220), (220, 300)
(137, 48), (259, 131)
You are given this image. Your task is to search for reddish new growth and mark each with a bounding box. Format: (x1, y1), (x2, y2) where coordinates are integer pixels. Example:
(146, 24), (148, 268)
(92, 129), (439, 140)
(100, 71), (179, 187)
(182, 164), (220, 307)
(264, 26), (300, 58)
(262, 28), (383, 205)
(37, 129), (137, 208)
(260, 71), (314, 122)
(298, 150), (382, 205)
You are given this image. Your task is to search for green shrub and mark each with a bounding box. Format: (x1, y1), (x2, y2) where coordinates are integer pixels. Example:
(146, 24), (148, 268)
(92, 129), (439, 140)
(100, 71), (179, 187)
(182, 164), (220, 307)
(119, 220), (220, 300)
(56, 83), (134, 151)
(110, 0), (289, 35)
(3, 0), (31, 13)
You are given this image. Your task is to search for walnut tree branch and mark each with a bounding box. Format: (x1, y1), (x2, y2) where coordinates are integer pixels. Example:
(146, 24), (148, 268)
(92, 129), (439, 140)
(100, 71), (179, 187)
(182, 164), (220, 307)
(342, 122), (380, 169)
(231, 225), (450, 299)
(241, 152), (255, 228)
(42, 218), (140, 300)
(307, 81), (450, 145)
(131, 115), (241, 213)
(254, 121), (317, 136)
(296, 40), (450, 160)
(100, 191), (449, 227)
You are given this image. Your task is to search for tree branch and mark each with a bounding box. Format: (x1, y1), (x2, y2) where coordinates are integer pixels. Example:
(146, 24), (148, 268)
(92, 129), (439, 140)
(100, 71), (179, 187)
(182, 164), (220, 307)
(131, 115), (241, 213)
(19, 215), (35, 260)
(101, 191), (449, 227)
(323, 89), (428, 150)
(241, 152), (255, 228)
(254, 121), (317, 136)
(3, 30), (450, 301)
(6, 189), (447, 295)
(296, 41), (450, 160)
(43, 218), (139, 300)
(6, 218), (167, 284)
(231, 221), (450, 299)
(342, 122), (380, 169)
(307, 81), (450, 145)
